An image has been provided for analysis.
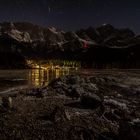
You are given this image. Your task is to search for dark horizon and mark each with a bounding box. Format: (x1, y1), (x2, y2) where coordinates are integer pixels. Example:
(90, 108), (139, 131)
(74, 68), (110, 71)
(0, 0), (140, 34)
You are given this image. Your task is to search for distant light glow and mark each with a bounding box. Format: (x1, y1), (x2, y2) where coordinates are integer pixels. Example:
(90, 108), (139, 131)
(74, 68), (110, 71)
(83, 40), (88, 48)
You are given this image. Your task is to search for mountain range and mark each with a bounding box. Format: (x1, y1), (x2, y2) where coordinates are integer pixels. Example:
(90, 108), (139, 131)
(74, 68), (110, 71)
(0, 22), (140, 68)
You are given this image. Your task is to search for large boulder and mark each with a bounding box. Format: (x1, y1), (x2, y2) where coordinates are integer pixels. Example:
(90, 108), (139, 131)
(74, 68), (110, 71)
(80, 93), (103, 109)
(119, 120), (140, 140)
(1, 97), (13, 108)
(67, 85), (84, 99)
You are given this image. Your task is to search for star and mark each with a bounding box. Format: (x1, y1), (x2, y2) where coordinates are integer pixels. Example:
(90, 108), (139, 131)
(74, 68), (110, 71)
(48, 7), (51, 13)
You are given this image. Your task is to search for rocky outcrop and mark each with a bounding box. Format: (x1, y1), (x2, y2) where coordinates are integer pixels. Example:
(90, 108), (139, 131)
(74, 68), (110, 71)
(0, 73), (140, 139)
(76, 24), (136, 46)
(0, 72), (140, 140)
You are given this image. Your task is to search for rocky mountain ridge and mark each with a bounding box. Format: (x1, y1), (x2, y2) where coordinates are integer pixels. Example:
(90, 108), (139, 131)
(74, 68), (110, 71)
(0, 22), (139, 47)
(0, 22), (140, 68)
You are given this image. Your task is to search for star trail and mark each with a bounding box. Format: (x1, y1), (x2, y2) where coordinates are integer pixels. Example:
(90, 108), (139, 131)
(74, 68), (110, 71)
(0, 0), (140, 33)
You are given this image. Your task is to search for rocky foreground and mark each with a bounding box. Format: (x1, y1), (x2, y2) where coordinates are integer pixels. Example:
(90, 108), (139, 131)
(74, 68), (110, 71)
(0, 71), (140, 140)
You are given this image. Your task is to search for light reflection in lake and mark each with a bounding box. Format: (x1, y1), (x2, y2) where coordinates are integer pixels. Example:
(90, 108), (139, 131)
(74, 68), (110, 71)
(28, 68), (71, 87)
(0, 67), (77, 92)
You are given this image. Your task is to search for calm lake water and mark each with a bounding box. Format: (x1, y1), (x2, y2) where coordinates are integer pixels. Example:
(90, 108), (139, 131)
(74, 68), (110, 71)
(0, 68), (77, 92)
(1, 68), (139, 93)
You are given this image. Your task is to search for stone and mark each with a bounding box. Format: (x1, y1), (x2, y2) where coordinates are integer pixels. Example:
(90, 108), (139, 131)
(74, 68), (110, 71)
(0, 97), (2, 106)
(68, 85), (84, 99)
(67, 75), (80, 85)
(119, 120), (140, 140)
(98, 131), (118, 140)
(80, 93), (103, 109)
(81, 83), (98, 93)
(2, 97), (13, 108)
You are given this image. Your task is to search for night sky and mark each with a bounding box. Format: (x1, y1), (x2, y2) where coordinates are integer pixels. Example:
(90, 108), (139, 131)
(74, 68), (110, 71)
(0, 0), (140, 33)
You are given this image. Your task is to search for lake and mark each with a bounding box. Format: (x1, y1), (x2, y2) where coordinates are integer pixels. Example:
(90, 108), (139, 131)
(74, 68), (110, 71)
(1, 68), (140, 93)
(0, 67), (78, 92)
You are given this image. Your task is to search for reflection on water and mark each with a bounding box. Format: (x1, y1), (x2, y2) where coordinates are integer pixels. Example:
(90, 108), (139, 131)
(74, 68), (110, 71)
(28, 68), (71, 87)
(0, 67), (78, 91)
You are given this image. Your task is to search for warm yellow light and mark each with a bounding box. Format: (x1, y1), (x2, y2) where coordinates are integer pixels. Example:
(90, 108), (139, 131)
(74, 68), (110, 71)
(35, 65), (40, 69)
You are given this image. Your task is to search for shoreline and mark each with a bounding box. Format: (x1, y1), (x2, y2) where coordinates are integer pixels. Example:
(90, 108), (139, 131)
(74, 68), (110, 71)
(0, 85), (28, 95)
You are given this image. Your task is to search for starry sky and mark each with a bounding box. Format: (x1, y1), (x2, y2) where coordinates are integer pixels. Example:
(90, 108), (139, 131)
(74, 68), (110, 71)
(0, 0), (140, 33)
